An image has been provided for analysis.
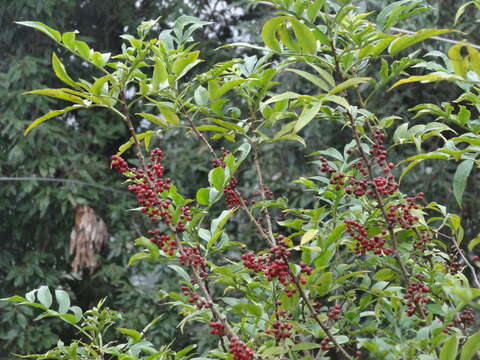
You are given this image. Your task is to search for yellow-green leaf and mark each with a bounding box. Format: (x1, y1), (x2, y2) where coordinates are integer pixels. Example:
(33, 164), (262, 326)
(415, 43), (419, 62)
(388, 73), (463, 91)
(439, 335), (459, 360)
(24, 105), (81, 136)
(23, 88), (85, 104)
(261, 17), (283, 51)
(389, 29), (453, 56)
(301, 229), (318, 245)
(289, 17), (317, 54)
(52, 52), (78, 88)
(91, 75), (111, 96)
(460, 331), (480, 360)
(328, 77), (371, 96)
(137, 112), (168, 128)
(294, 101), (322, 133)
(285, 68), (330, 91)
(16, 21), (61, 42)
(158, 105), (180, 125)
(152, 60), (168, 91)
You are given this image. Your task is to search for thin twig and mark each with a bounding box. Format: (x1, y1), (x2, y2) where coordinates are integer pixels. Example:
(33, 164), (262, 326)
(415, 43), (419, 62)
(435, 230), (480, 289)
(285, 263), (354, 360)
(183, 111), (217, 158)
(252, 144), (276, 246)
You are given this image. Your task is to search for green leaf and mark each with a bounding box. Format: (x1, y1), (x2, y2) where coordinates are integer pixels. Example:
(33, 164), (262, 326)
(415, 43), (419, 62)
(232, 303), (262, 317)
(117, 328), (142, 343)
(389, 73), (464, 90)
(194, 86), (209, 106)
(128, 252), (152, 265)
(374, 269), (396, 281)
(24, 105), (81, 136)
(59, 313), (78, 325)
(61, 31), (77, 49)
(52, 52), (78, 88)
(137, 112), (168, 128)
(0, 295), (28, 303)
(208, 167), (226, 191)
(135, 236), (159, 259)
(440, 335), (459, 360)
(460, 331), (480, 360)
(91, 75), (111, 96)
(289, 17), (317, 54)
(54, 290), (70, 314)
(294, 102), (322, 133)
(209, 209), (235, 246)
(152, 60), (168, 91)
(325, 223), (346, 247)
(261, 17), (283, 51)
(468, 235), (480, 252)
(455, 2), (476, 24)
(328, 77), (371, 96)
(15, 21), (61, 42)
(158, 105), (180, 125)
(389, 29), (453, 55)
(307, 63), (335, 88)
(172, 50), (200, 76)
(301, 229), (318, 245)
(263, 91), (301, 107)
(168, 264), (191, 282)
(290, 343), (321, 352)
(23, 88), (85, 104)
(37, 286), (52, 309)
(91, 51), (110, 67)
(453, 159), (474, 208)
(285, 68), (330, 91)
(196, 188), (210, 205)
(69, 306), (82, 322)
(197, 125), (228, 133)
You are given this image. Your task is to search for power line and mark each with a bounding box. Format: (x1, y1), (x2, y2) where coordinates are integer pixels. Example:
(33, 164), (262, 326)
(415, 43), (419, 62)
(0, 177), (127, 194)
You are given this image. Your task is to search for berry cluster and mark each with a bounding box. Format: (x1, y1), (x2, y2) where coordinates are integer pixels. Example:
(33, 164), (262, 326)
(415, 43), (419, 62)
(224, 178), (241, 208)
(180, 285), (209, 309)
(176, 206), (192, 232)
(111, 149), (187, 226)
(320, 337), (331, 351)
(148, 229), (176, 256)
(267, 319), (293, 341)
(370, 130), (387, 166)
(242, 240), (300, 296)
(212, 148), (230, 168)
(266, 309), (294, 341)
(179, 247), (206, 273)
(111, 155), (128, 173)
(327, 304), (342, 321)
(209, 321), (226, 336)
(345, 176), (368, 197)
(404, 276), (431, 316)
(319, 156), (335, 174)
(371, 174), (398, 196)
(251, 185), (274, 202)
(229, 337), (254, 360)
(345, 220), (392, 255)
(414, 233), (431, 250)
(455, 308), (475, 326)
(330, 172), (346, 191)
(386, 193), (423, 229)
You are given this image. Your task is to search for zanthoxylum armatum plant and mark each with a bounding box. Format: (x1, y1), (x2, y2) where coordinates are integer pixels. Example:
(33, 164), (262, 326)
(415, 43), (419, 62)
(4, 0), (480, 359)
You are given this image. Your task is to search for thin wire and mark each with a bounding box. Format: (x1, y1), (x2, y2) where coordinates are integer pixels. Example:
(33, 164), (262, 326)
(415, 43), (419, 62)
(0, 177), (127, 194)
